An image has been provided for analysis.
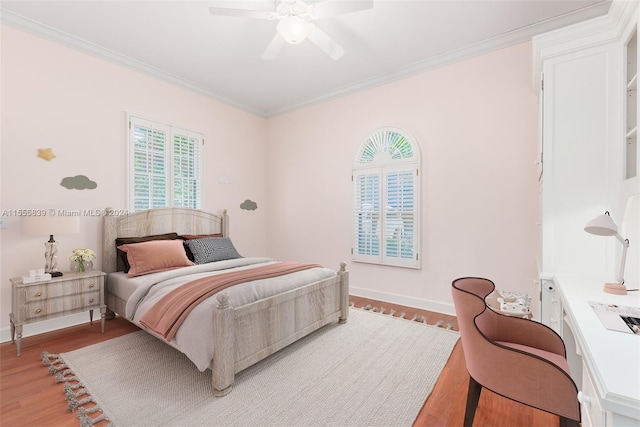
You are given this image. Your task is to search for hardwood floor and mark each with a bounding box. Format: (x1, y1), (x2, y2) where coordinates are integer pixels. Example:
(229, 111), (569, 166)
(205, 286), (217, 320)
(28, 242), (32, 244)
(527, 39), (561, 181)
(1, 298), (561, 427)
(1, 318), (139, 427)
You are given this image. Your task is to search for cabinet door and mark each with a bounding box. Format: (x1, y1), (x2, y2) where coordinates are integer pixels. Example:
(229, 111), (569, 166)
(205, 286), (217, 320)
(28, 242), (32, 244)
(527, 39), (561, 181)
(540, 43), (622, 277)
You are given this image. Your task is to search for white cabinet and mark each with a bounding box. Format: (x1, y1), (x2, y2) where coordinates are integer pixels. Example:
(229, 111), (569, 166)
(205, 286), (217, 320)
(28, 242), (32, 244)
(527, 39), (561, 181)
(534, 2), (639, 283)
(534, 2), (640, 298)
(535, 33), (622, 280)
(534, 3), (640, 426)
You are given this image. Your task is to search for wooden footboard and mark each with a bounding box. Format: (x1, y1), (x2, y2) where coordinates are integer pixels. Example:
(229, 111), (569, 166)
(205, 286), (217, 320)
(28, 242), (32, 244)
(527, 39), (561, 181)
(211, 262), (349, 396)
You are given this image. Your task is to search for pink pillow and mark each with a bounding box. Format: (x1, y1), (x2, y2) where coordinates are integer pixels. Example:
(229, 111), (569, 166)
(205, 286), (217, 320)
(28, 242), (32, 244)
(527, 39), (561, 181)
(117, 240), (194, 277)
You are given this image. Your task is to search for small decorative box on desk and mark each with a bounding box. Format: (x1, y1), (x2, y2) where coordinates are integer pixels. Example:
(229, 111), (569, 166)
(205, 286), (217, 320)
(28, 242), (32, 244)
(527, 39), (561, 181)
(9, 270), (106, 356)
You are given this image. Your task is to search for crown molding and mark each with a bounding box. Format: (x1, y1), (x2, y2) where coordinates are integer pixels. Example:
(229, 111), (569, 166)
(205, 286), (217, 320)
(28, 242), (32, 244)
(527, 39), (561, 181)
(2, 2), (612, 118)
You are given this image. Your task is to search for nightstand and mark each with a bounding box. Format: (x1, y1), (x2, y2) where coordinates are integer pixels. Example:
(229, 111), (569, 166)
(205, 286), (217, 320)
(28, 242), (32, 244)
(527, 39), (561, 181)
(9, 270), (106, 356)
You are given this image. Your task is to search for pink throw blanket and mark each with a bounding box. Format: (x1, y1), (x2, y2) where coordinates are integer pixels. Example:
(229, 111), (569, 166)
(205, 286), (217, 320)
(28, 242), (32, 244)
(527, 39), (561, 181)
(139, 261), (321, 341)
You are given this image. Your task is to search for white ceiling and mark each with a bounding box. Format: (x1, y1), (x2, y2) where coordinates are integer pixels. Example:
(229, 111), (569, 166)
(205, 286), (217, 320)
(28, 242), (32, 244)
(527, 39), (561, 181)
(1, 0), (611, 117)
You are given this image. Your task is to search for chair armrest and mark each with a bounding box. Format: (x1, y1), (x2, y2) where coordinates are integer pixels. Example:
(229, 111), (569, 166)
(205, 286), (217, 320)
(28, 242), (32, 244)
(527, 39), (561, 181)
(487, 310), (566, 357)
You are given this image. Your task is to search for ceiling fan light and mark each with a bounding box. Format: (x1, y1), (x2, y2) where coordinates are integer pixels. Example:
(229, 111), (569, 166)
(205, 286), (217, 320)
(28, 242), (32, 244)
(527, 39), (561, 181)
(277, 16), (308, 44)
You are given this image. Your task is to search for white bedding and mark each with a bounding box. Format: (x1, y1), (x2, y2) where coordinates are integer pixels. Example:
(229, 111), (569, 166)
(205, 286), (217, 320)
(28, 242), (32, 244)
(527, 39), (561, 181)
(107, 257), (336, 371)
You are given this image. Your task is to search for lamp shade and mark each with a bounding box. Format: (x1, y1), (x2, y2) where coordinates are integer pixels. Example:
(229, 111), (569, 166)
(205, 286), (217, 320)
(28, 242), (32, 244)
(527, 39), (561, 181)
(584, 211), (618, 236)
(277, 16), (309, 44)
(21, 216), (80, 236)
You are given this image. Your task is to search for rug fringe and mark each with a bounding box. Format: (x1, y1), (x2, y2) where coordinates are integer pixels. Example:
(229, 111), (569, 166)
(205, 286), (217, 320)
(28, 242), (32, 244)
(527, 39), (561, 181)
(41, 351), (60, 366)
(41, 351), (113, 426)
(77, 406), (113, 427)
(55, 369), (75, 383)
(348, 306), (455, 330)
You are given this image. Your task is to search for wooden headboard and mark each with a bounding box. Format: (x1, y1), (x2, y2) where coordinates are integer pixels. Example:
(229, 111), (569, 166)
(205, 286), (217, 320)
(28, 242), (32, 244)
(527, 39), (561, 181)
(102, 207), (229, 274)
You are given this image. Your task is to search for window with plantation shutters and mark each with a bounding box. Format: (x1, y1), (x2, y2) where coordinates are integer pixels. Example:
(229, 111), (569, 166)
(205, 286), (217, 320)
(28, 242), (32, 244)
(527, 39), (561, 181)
(128, 116), (203, 212)
(352, 128), (420, 268)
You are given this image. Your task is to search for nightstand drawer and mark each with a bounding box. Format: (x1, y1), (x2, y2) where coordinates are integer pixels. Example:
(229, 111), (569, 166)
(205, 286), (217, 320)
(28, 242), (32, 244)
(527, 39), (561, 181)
(22, 278), (101, 302)
(22, 292), (101, 321)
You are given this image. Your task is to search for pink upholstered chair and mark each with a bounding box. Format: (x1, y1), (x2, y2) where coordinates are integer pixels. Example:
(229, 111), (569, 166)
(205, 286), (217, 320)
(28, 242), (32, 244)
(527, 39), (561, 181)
(451, 277), (580, 427)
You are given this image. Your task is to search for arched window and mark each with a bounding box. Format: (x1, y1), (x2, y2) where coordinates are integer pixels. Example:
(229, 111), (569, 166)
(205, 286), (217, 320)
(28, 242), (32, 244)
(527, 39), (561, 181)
(352, 127), (420, 268)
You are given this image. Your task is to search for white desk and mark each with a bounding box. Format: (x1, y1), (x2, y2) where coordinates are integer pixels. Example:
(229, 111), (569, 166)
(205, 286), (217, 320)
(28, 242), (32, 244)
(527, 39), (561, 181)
(554, 275), (640, 427)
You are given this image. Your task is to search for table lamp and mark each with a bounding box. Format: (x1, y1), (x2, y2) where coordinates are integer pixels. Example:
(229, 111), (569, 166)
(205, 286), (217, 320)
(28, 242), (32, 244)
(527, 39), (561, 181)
(21, 216), (80, 277)
(584, 211), (630, 295)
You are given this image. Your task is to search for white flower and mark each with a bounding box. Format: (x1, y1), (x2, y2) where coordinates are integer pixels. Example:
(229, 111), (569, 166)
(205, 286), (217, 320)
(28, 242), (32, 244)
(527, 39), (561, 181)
(68, 248), (96, 262)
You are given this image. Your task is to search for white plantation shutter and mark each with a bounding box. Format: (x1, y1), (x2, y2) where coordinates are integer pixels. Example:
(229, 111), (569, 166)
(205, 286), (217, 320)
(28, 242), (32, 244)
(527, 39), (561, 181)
(172, 131), (202, 209)
(130, 119), (169, 211)
(352, 128), (420, 268)
(128, 116), (203, 211)
(383, 166), (417, 266)
(353, 170), (382, 262)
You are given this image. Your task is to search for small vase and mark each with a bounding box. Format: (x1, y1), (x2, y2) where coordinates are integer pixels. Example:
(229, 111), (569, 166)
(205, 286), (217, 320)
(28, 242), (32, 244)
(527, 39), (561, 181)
(71, 260), (94, 272)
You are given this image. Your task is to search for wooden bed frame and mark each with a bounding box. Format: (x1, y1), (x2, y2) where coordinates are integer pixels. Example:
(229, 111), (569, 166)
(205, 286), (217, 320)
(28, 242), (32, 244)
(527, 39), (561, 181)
(102, 207), (349, 396)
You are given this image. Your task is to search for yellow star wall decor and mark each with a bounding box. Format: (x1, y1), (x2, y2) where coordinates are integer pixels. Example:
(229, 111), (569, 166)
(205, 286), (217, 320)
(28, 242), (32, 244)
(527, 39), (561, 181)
(37, 148), (56, 161)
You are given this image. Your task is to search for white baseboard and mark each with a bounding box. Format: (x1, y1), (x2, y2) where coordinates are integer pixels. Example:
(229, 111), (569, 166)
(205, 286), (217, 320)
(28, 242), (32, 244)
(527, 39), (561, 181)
(349, 286), (456, 317)
(0, 312), (91, 344)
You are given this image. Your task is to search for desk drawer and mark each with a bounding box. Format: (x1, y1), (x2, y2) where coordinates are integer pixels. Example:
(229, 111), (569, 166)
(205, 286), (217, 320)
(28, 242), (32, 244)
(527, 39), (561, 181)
(22, 292), (101, 321)
(21, 277), (101, 302)
(580, 362), (606, 427)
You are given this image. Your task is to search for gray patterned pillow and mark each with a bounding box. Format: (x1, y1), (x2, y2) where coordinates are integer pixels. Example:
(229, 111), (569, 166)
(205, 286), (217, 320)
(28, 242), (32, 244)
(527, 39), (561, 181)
(184, 237), (242, 264)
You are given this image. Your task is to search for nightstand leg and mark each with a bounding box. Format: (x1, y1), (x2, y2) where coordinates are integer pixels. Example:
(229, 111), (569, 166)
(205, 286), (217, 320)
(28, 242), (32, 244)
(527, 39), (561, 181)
(16, 325), (23, 357)
(100, 306), (106, 333)
(10, 318), (15, 344)
(89, 309), (94, 324)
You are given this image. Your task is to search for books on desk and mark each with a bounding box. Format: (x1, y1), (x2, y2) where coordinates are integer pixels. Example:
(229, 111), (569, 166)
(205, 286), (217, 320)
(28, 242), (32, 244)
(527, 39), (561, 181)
(589, 301), (640, 334)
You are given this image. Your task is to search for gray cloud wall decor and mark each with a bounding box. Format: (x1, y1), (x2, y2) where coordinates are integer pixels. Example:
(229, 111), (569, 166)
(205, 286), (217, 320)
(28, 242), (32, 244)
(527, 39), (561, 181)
(61, 175), (98, 190)
(240, 199), (257, 211)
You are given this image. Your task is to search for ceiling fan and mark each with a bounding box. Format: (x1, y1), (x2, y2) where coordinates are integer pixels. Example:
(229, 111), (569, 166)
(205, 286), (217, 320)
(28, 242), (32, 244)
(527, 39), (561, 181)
(208, 0), (373, 61)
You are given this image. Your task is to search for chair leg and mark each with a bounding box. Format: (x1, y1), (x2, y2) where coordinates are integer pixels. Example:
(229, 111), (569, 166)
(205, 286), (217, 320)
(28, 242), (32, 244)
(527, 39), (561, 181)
(559, 416), (580, 427)
(464, 376), (482, 427)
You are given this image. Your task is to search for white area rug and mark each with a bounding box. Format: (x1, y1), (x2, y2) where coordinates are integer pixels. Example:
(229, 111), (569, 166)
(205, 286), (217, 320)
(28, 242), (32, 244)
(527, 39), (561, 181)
(46, 308), (459, 427)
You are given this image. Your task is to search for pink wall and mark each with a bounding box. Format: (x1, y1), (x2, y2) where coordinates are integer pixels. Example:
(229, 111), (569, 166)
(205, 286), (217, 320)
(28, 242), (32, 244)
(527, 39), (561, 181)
(0, 24), (538, 339)
(266, 42), (539, 313)
(0, 26), (269, 336)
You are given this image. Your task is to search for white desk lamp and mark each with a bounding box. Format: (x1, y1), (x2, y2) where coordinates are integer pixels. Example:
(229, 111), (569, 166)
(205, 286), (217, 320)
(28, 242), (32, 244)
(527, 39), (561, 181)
(21, 216), (80, 277)
(584, 211), (630, 295)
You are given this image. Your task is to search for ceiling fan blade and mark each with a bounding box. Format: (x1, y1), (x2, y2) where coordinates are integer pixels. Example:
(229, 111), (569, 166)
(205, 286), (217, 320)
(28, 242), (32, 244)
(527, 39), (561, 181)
(307, 26), (344, 60)
(309, 0), (373, 19)
(208, 7), (276, 20)
(261, 33), (286, 60)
